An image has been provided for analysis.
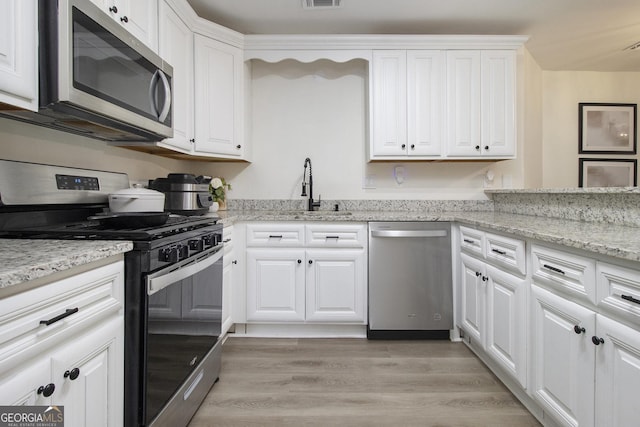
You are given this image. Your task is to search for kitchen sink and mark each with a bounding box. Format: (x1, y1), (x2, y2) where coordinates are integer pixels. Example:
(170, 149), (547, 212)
(286, 210), (353, 216)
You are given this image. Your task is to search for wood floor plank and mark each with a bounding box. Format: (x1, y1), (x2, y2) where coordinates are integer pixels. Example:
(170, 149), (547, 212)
(189, 337), (541, 427)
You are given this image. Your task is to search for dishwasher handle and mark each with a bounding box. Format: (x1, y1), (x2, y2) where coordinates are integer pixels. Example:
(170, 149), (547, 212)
(370, 230), (448, 238)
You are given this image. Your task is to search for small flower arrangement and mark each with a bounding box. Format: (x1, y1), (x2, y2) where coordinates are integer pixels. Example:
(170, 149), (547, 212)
(209, 177), (231, 203)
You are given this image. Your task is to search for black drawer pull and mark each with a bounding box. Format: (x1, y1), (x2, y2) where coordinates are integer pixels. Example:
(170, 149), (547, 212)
(40, 308), (79, 326)
(325, 236), (340, 239)
(543, 264), (565, 275)
(268, 235), (283, 239)
(463, 238), (474, 244)
(491, 248), (507, 255)
(621, 294), (640, 305)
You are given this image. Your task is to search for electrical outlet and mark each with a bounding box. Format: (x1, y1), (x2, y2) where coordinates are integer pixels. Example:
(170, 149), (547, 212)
(362, 175), (376, 189)
(394, 166), (405, 184)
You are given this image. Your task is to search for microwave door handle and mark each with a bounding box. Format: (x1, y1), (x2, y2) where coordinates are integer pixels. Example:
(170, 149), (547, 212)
(157, 71), (171, 122)
(148, 70), (160, 117)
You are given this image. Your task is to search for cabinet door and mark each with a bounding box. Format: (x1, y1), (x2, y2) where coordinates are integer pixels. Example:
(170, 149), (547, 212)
(0, 0), (37, 111)
(407, 50), (444, 157)
(305, 249), (367, 323)
(480, 50), (515, 157)
(371, 50), (407, 157)
(51, 317), (123, 427)
(194, 35), (244, 157)
(595, 315), (640, 427)
(246, 249), (306, 322)
(446, 50), (481, 157)
(459, 253), (485, 344)
(485, 265), (527, 387)
(0, 357), (51, 406)
(530, 285), (595, 427)
(158, 1), (194, 152)
(92, 0), (158, 50)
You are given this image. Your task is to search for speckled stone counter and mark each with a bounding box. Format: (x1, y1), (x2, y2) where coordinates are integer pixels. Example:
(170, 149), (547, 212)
(0, 239), (133, 290)
(215, 209), (640, 263)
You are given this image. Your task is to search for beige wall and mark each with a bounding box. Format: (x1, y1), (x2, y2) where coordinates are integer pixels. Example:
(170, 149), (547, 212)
(542, 71), (640, 188)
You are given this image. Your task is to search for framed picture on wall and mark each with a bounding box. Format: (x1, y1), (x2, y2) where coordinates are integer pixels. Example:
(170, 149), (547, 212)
(579, 158), (637, 187)
(579, 103), (637, 154)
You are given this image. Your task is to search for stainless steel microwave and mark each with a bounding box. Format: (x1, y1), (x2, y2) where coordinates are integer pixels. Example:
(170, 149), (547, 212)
(0, 0), (173, 142)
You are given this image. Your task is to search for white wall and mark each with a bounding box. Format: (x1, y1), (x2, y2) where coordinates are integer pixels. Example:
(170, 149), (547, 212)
(192, 56), (534, 201)
(0, 117), (192, 183)
(542, 71), (640, 188)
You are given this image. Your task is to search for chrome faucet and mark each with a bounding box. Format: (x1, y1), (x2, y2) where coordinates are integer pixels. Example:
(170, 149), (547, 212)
(301, 157), (321, 211)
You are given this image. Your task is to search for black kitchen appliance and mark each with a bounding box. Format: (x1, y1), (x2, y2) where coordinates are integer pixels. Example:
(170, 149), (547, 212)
(0, 160), (223, 427)
(149, 173), (213, 216)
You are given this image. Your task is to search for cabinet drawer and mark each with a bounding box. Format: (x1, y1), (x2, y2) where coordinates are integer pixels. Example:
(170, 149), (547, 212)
(485, 232), (526, 275)
(531, 244), (596, 304)
(305, 224), (367, 248)
(246, 223), (305, 247)
(597, 262), (640, 326)
(459, 225), (484, 257)
(0, 261), (124, 366)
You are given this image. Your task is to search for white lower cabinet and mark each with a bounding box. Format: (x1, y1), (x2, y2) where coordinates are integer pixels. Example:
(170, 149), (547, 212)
(531, 282), (640, 427)
(305, 249), (366, 322)
(531, 284), (596, 427)
(0, 260), (124, 427)
(595, 315), (640, 427)
(459, 251), (527, 386)
(246, 248), (306, 322)
(221, 225), (236, 335)
(245, 222), (367, 325)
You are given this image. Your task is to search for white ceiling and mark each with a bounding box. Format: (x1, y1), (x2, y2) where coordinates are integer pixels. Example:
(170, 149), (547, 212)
(186, 0), (640, 71)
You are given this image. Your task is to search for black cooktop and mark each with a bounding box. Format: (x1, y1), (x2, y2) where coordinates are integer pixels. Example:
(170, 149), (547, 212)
(0, 205), (218, 242)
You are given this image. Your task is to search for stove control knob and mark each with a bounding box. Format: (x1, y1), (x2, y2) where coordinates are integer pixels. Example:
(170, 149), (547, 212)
(203, 233), (217, 247)
(177, 244), (189, 261)
(159, 246), (179, 263)
(189, 238), (204, 252)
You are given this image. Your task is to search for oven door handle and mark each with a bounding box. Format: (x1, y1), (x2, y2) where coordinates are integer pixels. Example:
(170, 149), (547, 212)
(147, 248), (222, 296)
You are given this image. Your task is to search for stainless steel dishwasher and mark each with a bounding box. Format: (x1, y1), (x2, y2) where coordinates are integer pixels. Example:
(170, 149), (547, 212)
(368, 222), (453, 339)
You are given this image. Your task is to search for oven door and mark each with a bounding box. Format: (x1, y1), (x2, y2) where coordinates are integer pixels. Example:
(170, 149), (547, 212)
(144, 246), (223, 426)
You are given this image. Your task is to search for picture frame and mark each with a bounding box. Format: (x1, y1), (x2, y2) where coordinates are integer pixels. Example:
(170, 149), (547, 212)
(579, 158), (637, 188)
(578, 103), (637, 154)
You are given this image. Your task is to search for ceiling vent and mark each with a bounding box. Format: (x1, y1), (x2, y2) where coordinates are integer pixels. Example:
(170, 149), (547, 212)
(302, 0), (342, 10)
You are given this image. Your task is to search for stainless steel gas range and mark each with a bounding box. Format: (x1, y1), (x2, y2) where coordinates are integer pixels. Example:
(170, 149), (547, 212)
(0, 160), (223, 427)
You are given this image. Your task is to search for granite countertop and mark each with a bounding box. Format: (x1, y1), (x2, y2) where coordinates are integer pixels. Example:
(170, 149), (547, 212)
(4, 207), (640, 292)
(216, 209), (640, 263)
(0, 239), (133, 290)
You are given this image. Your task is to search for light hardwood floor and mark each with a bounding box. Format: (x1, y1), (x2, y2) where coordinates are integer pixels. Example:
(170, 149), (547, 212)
(189, 337), (541, 427)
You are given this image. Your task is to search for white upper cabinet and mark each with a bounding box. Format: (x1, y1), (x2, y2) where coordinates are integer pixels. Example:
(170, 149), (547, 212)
(158, 1), (194, 152)
(370, 50), (444, 159)
(446, 50), (516, 158)
(194, 34), (245, 158)
(0, 0), (38, 111)
(90, 0), (158, 51)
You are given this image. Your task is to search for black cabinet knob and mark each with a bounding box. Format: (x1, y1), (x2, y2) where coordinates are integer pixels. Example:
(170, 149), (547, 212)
(401, 144), (406, 149)
(475, 271), (482, 277)
(120, 15), (128, 23)
(109, 5), (118, 13)
(574, 325), (585, 334)
(297, 259), (302, 264)
(64, 368), (80, 381)
(592, 336), (605, 345)
(236, 144), (242, 149)
(475, 145), (480, 150)
(308, 260), (313, 264)
(37, 383), (55, 397)
(482, 276), (488, 282)
(484, 145), (489, 150)
(232, 260), (238, 265)
(189, 138), (195, 143)
(410, 144), (415, 150)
